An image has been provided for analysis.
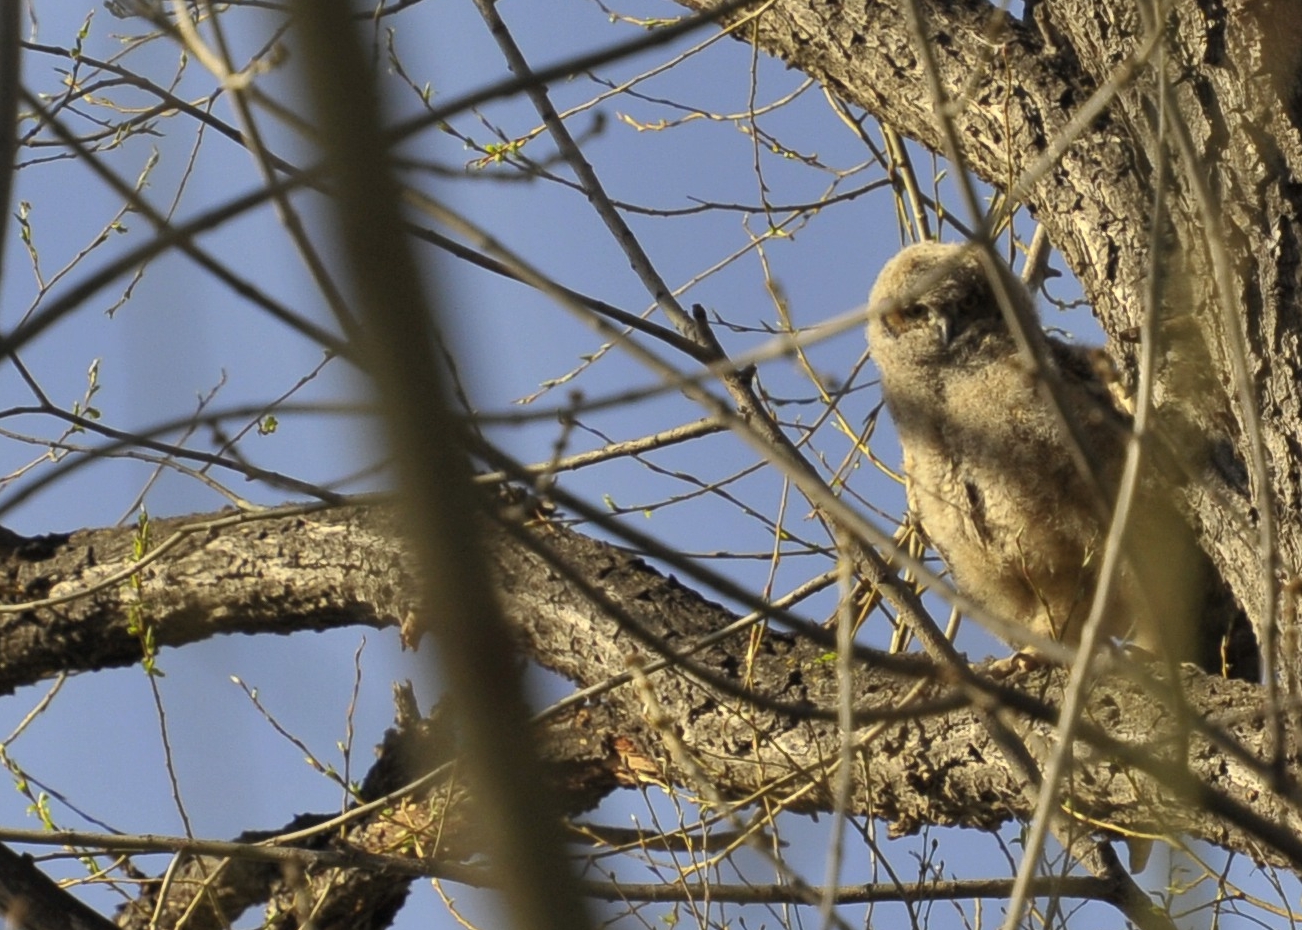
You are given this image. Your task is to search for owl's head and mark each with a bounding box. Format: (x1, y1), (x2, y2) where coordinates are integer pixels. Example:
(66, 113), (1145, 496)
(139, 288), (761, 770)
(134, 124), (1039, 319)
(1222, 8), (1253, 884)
(867, 242), (1026, 367)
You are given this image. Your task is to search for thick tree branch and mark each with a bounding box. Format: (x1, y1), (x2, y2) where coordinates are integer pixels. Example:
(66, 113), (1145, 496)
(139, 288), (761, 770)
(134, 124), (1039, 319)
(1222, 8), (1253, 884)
(1, 504), (1296, 875)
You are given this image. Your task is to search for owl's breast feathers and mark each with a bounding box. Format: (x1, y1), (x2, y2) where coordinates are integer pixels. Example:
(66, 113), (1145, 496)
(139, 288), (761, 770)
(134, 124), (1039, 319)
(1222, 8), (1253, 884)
(888, 329), (1123, 647)
(869, 239), (1177, 656)
(865, 242), (1255, 671)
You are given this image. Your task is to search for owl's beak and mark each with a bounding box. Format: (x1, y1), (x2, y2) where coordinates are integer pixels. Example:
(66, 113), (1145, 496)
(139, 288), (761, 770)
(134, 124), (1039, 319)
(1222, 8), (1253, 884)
(932, 310), (953, 346)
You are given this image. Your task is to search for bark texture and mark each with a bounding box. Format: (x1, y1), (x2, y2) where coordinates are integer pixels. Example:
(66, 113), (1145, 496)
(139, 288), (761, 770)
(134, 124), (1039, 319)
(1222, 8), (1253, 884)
(8, 1), (1302, 927)
(676, 0), (1302, 672)
(0, 503), (1298, 927)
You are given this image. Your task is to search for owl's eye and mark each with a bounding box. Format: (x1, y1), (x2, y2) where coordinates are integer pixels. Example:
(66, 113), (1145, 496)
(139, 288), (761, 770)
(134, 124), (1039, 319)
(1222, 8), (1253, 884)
(956, 290), (988, 319)
(882, 302), (932, 335)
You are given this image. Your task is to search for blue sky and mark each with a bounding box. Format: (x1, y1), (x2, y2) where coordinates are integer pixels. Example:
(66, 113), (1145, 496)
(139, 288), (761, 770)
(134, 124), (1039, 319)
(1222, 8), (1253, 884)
(1, 2), (1275, 929)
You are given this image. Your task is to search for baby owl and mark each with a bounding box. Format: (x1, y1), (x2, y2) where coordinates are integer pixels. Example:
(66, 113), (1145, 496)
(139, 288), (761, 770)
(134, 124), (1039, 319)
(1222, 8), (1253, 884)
(866, 242), (1256, 677)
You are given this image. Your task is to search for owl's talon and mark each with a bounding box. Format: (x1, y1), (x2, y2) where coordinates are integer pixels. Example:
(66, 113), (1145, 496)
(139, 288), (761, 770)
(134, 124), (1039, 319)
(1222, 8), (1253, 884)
(1119, 641), (1158, 665)
(985, 651), (1046, 679)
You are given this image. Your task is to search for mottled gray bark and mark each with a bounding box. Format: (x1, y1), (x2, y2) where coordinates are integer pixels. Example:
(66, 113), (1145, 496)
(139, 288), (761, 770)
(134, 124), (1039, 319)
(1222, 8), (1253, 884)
(675, 0), (1302, 676)
(2, 504), (1296, 879)
(9, 2), (1302, 926)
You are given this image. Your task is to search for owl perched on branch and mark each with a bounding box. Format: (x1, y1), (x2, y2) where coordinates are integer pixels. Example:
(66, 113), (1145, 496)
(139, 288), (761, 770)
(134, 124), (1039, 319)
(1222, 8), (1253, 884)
(866, 242), (1257, 679)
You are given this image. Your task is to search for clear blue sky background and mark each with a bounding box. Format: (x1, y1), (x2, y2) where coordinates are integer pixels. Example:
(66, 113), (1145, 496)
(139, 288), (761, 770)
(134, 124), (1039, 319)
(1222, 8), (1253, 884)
(0, 2), (1277, 928)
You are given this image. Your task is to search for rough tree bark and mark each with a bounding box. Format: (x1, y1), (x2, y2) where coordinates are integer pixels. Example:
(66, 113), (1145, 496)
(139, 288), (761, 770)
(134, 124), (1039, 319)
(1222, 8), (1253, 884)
(6, 0), (1302, 927)
(0, 503), (1297, 926)
(674, 0), (1302, 670)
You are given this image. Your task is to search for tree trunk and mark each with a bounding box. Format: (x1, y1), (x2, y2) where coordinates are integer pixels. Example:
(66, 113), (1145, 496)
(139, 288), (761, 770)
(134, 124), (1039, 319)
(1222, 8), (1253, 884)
(9, 1), (1302, 926)
(675, 0), (1302, 678)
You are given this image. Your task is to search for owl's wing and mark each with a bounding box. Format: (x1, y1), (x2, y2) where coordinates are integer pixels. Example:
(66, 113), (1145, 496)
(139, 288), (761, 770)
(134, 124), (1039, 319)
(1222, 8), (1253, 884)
(1047, 339), (1134, 427)
(1048, 339), (1259, 679)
